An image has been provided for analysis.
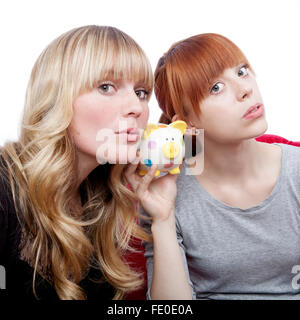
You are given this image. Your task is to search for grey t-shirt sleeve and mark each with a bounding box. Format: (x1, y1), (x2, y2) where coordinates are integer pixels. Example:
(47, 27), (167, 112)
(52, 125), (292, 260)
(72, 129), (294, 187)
(139, 209), (196, 300)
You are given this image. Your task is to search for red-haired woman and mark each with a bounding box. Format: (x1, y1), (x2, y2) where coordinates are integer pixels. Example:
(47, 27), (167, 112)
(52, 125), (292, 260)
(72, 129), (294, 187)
(126, 33), (300, 300)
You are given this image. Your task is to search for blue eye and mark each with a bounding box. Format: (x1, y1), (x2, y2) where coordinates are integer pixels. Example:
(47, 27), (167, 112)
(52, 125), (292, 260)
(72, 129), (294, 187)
(210, 82), (224, 94)
(238, 65), (248, 77)
(135, 89), (149, 100)
(98, 83), (115, 94)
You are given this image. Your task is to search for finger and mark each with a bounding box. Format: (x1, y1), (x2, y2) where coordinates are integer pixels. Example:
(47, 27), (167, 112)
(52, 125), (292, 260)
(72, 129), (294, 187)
(131, 151), (141, 165)
(136, 164), (157, 196)
(124, 161), (141, 191)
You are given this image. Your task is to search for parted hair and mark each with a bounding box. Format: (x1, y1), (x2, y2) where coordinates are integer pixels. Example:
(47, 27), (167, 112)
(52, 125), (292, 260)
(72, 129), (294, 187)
(0, 25), (153, 300)
(154, 33), (251, 124)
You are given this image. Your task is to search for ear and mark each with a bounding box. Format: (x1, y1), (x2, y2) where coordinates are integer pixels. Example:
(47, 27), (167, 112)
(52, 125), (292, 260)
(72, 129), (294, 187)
(169, 120), (187, 135)
(143, 123), (159, 139)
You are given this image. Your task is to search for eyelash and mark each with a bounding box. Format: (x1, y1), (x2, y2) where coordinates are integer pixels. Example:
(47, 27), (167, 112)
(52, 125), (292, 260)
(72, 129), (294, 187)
(210, 82), (224, 95)
(238, 64), (249, 77)
(98, 82), (115, 93)
(98, 82), (149, 100)
(135, 89), (149, 100)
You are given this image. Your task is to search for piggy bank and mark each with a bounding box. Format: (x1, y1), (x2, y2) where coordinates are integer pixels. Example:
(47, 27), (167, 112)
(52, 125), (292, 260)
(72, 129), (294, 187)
(138, 120), (187, 176)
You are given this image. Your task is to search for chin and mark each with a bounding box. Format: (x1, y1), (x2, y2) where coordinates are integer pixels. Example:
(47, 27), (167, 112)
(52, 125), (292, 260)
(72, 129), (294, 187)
(253, 119), (268, 138)
(247, 118), (268, 139)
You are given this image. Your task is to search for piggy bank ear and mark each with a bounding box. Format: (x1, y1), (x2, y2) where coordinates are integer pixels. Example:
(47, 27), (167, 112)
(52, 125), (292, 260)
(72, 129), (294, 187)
(143, 123), (159, 139)
(169, 120), (187, 135)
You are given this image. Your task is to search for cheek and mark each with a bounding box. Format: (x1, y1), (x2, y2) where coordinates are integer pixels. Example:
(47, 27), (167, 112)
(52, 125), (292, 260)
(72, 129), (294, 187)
(70, 95), (116, 156)
(139, 104), (149, 128)
(73, 96), (112, 131)
(73, 94), (117, 136)
(198, 97), (238, 136)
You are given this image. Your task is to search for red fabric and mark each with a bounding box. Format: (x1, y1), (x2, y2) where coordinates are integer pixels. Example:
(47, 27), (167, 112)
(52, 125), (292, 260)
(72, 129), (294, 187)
(123, 237), (148, 300)
(124, 182), (148, 300)
(255, 134), (300, 147)
(124, 134), (300, 300)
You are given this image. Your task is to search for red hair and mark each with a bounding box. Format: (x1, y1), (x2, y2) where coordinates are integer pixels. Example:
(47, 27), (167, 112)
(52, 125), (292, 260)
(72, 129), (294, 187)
(154, 33), (251, 124)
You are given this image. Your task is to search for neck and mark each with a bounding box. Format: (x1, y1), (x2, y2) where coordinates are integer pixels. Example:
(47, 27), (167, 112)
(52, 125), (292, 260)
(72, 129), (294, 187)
(200, 137), (268, 183)
(75, 150), (99, 190)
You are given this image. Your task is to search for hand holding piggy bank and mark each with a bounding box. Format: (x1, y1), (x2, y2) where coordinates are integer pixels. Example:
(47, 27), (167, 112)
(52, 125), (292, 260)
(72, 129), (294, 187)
(138, 120), (187, 176)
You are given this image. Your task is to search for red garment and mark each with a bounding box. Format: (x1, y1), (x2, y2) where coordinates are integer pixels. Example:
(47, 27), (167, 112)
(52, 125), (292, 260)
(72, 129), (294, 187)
(124, 134), (300, 300)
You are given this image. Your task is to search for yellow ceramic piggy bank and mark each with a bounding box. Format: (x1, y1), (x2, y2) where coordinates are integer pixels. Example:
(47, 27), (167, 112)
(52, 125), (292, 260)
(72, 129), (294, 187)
(138, 120), (187, 176)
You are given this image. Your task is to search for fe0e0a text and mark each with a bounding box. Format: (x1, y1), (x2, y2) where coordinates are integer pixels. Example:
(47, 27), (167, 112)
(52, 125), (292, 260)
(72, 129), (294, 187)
(107, 304), (193, 317)
(152, 304), (193, 315)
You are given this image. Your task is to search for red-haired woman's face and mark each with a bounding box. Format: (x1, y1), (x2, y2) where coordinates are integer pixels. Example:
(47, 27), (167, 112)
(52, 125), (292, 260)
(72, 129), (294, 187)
(190, 64), (267, 143)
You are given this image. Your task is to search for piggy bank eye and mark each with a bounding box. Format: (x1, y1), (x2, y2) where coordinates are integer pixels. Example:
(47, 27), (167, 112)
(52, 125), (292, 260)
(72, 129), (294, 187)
(166, 138), (168, 141)
(172, 137), (174, 141)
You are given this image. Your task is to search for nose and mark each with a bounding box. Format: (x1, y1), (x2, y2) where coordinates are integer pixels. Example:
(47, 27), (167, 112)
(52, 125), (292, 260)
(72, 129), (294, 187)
(236, 82), (253, 102)
(123, 91), (144, 118)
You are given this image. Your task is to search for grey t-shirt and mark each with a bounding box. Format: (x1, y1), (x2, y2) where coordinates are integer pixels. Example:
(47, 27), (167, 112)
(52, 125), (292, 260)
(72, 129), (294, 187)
(141, 143), (300, 299)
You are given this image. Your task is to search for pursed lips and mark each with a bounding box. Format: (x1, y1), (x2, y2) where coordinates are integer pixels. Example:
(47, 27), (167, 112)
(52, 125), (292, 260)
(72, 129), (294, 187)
(243, 103), (263, 118)
(115, 127), (140, 142)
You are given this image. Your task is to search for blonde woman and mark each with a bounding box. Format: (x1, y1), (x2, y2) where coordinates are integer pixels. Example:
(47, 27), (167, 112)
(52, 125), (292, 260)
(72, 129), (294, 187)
(0, 25), (153, 300)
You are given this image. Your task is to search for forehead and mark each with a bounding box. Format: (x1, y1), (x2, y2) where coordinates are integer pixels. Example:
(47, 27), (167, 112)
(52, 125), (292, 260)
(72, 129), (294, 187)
(216, 64), (245, 79)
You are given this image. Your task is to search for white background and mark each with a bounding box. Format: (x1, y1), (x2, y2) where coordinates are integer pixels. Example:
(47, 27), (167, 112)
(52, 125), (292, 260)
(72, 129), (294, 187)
(0, 0), (299, 146)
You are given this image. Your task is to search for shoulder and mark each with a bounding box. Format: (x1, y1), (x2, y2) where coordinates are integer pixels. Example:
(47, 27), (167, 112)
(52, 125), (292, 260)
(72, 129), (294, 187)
(277, 143), (300, 166)
(259, 141), (300, 180)
(261, 141), (300, 169)
(272, 143), (300, 185)
(277, 142), (300, 151)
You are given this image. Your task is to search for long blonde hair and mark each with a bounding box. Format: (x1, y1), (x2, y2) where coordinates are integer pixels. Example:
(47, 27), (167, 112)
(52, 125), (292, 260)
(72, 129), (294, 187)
(0, 25), (153, 300)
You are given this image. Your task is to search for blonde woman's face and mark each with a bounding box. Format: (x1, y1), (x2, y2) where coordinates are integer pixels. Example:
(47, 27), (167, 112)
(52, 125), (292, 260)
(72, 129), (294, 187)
(69, 79), (150, 164)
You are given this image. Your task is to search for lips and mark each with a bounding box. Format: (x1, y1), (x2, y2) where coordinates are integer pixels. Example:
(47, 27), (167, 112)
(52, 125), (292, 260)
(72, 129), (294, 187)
(243, 103), (264, 119)
(116, 128), (139, 134)
(127, 128), (140, 135)
(115, 128), (140, 142)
